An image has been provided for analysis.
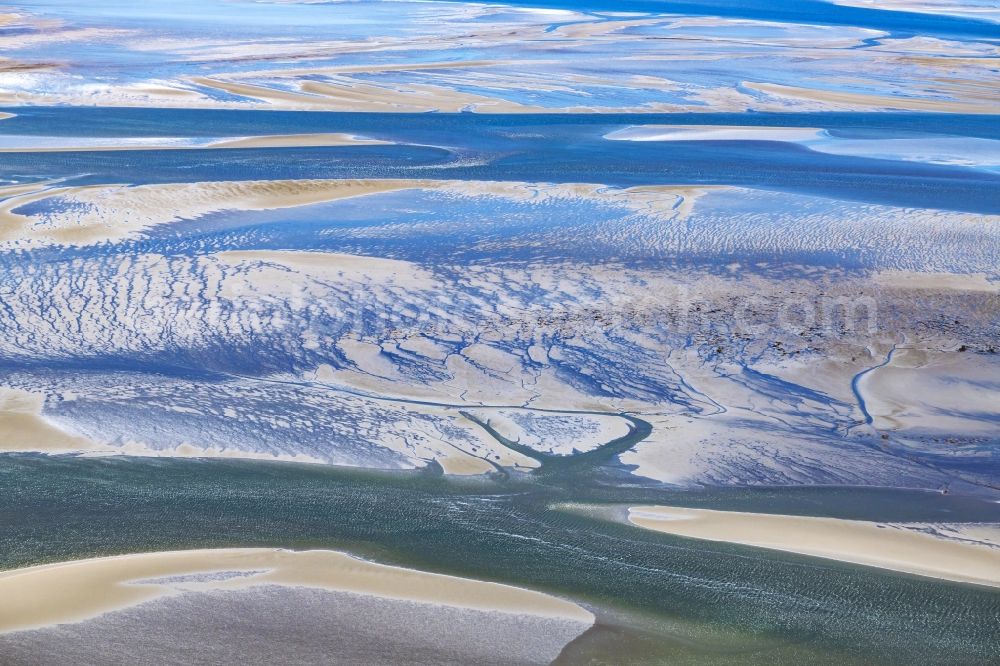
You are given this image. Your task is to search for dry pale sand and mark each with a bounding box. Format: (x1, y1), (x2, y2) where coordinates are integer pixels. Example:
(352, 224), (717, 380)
(0, 387), (90, 452)
(0, 182), (119, 242)
(830, 0), (1000, 23)
(604, 125), (823, 142)
(744, 81), (1000, 113)
(627, 505), (1000, 587)
(125, 178), (431, 214)
(0, 548), (593, 634)
(191, 77), (336, 107)
(435, 451), (497, 475)
(0, 179), (435, 247)
(207, 133), (389, 149)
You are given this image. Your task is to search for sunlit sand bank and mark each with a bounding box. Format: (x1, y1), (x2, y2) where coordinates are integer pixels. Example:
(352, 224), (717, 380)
(626, 505), (1000, 587)
(606, 124), (1000, 168)
(0, 178), (433, 246)
(0, 387), (89, 452)
(0, 178), (717, 248)
(0, 548), (594, 634)
(829, 0), (1000, 23)
(605, 126), (823, 142)
(0, 132), (387, 153)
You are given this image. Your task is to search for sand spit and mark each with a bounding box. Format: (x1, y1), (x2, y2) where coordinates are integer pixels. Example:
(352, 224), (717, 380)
(191, 77), (335, 107)
(0, 179), (434, 247)
(0, 387), (91, 452)
(0, 182), (118, 242)
(0, 548), (594, 634)
(207, 133), (389, 149)
(627, 505), (1000, 588)
(153, 178), (432, 213)
(605, 125), (823, 142)
(0, 132), (387, 153)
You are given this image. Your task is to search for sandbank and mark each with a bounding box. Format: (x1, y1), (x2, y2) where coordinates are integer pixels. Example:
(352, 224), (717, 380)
(829, 0), (1000, 23)
(0, 179), (434, 247)
(627, 505), (1000, 587)
(605, 125), (823, 142)
(0, 132), (386, 153)
(0, 548), (593, 633)
(0, 387), (90, 452)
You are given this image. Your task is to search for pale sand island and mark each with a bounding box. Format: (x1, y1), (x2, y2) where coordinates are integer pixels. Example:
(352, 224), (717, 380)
(0, 548), (593, 634)
(0, 132), (388, 153)
(0, 549), (593, 664)
(604, 125), (824, 142)
(626, 505), (1000, 588)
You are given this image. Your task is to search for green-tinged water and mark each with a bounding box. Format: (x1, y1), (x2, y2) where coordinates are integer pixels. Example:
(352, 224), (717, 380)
(1, 454), (997, 664)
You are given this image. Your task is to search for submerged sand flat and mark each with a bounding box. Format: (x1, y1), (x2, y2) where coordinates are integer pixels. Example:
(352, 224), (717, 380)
(742, 81), (1000, 114)
(627, 505), (1000, 588)
(0, 585), (589, 666)
(0, 178), (435, 246)
(0, 548), (594, 634)
(0, 177), (718, 249)
(5, 0), (999, 113)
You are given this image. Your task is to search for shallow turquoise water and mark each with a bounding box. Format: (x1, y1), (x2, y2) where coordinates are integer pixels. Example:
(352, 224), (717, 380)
(2, 1), (998, 662)
(2, 454), (997, 664)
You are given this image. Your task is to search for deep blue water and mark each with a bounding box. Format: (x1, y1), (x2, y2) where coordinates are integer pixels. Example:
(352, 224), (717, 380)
(5, 108), (1000, 138)
(432, 0), (1000, 39)
(3, 108), (1000, 214)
